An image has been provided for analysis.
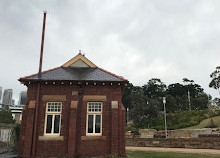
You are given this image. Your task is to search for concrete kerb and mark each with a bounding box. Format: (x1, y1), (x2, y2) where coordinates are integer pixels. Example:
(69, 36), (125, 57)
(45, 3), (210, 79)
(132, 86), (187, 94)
(126, 146), (220, 155)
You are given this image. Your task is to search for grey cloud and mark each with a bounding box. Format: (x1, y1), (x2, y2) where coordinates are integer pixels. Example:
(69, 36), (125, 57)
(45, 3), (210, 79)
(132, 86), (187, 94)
(0, 0), (220, 103)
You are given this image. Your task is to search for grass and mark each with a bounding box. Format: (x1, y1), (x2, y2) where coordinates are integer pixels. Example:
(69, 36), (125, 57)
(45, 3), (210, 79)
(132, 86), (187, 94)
(186, 116), (220, 129)
(126, 151), (220, 158)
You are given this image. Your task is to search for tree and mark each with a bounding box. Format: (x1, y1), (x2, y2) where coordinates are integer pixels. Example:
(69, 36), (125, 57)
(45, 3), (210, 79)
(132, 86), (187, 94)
(130, 90), (160, 128)
(0, 109), (15, 124)
(191, 94), (209, 110)
(212, 97), (220, 109)
(167, 83), (185, 97)
(122, 83), (133, 109)
(209, 66), (220, 94)
(142, 78), (166, 98)
(165, 94), (177, 112)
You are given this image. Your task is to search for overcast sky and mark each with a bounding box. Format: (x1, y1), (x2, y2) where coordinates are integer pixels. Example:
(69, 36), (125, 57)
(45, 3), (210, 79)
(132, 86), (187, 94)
(0, 0), (220, 103)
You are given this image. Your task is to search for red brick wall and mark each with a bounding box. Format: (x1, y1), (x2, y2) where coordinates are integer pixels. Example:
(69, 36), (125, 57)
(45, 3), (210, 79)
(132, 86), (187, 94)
(18, 83), (126, 157)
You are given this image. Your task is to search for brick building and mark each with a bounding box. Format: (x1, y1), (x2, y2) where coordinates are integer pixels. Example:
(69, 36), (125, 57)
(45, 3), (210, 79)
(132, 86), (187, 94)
(18, 53), (128, 157)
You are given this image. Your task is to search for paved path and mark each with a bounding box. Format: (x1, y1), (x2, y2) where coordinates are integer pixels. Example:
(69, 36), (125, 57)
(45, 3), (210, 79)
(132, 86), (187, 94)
(126, 146), (220, 155)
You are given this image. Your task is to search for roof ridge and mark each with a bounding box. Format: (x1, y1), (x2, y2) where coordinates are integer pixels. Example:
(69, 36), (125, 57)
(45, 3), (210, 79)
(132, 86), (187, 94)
(20, 66), (61, 80)
(97, 67), (128, 81)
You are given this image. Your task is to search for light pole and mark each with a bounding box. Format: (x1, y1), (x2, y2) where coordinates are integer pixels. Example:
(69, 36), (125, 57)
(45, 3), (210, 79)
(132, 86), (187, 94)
(163, 97), (167, 138)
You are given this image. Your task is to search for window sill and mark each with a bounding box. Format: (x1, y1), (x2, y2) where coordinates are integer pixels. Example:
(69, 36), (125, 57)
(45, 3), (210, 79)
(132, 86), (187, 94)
(81, 136), (106, 141)
(39, 135), (64, 141)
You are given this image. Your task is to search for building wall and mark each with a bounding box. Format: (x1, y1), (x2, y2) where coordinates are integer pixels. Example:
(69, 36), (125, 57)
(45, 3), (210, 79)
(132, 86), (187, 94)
(18, 83), (126, 157)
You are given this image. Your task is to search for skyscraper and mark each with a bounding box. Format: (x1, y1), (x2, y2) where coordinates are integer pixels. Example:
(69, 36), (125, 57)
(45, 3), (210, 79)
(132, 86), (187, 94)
(0, 87), (2, 102)
(2, 89), (13, 105)
(18, 91), (27, 105)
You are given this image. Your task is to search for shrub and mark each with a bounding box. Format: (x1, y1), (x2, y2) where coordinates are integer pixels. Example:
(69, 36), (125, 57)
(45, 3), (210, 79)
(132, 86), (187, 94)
(0, 109), (15, 124)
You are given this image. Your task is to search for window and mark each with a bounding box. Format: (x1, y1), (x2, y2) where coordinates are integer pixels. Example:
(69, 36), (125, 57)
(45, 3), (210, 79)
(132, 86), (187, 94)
(44, 102), (62, 135)
(86, 102), (102, 135)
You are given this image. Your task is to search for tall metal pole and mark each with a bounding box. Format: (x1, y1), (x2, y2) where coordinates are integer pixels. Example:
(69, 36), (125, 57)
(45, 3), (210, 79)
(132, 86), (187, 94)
(38, 11), (47, 79)
(163, 97), (167, 138)
(31, 11), (47, 158)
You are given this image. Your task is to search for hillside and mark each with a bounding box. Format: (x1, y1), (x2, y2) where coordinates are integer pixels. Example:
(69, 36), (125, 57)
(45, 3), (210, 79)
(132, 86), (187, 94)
(150, 110), (220, 130)
(186, 116), (220, 129)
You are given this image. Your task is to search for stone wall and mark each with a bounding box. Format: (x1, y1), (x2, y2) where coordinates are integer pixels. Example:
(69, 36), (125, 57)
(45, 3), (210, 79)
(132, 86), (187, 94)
(168, 128), (213, 138)
(126, 138), (220, 149)
(0, 123), (14, 145)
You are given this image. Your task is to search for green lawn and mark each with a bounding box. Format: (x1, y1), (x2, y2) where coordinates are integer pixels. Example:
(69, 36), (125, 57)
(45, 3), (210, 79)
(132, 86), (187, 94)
(126, 151), (220, 158)
(186, 116), (220, 129)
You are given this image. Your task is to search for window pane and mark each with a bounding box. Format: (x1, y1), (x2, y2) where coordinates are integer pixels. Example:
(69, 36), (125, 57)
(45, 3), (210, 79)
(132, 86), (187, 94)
(95, 115), (101, 133)
(54, 115), (60, 133)
(88, 115), (93, 133)
(46, 115), (52, 133)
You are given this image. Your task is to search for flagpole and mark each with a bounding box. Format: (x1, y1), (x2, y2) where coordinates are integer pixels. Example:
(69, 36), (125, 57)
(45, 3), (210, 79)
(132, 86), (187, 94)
(31, 11), (47, 158)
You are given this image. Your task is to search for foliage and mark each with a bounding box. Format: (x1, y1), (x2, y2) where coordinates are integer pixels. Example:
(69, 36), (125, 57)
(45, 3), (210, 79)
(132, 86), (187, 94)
(130, 88), (160, 128)
(142, 78), (166, 98)
(209, 66), (220, 94)
(167, 83), (186, 97)
(191, 94), (209, 110)
(150, 110), (220, 130)
(126, 126), (137, 131)
(186, 115), (220, 129)
(213, 97), (220, 108)
(165, 94), (177, 113)
(122, 83), (133, 109)
(0, 109), (15, 124)
(122, 78), (212, 128)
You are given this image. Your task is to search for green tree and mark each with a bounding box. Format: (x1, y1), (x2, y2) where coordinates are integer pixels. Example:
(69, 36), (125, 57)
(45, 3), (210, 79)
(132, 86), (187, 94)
(130, 90), (160, 128)
(183, 78), (204, 97)
(142, 78), (166, 98)
(167, 83), (185, 97)
(165, 94), (177, 112)
(122, 83), (133, 109)
(209, 66), (220, 94)
(191, 94), (209, 110)
(0, 109), (15, 124)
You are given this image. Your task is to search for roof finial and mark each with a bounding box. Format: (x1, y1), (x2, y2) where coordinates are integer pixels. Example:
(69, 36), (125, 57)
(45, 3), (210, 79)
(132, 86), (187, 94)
(79, 50), (81, 54)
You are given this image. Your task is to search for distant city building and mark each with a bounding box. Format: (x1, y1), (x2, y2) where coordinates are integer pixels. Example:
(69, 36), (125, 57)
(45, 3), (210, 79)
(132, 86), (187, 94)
(0, 87), (2, 102)
(18, 91), (27, 105)
(2, 89), (13, 105)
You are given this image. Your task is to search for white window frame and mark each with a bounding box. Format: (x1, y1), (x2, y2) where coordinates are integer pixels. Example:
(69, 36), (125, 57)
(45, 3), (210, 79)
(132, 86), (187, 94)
(44, 102), (62, 136)
(86, 102), (102, 136)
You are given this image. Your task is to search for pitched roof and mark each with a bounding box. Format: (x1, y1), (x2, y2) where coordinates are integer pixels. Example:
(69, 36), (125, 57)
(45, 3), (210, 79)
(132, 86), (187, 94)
(20, 67), (127, 82)
(19, 53), (128, 82)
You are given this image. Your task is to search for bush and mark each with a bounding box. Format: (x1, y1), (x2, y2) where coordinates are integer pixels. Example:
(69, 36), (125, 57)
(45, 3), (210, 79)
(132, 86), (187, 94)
(0, 109), (15, 124)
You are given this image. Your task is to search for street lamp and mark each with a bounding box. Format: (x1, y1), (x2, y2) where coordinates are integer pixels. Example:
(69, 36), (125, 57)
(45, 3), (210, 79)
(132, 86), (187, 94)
(163, 97), (168, 138)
